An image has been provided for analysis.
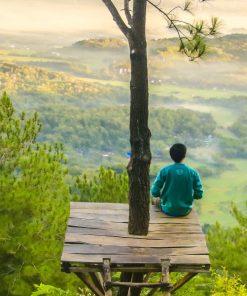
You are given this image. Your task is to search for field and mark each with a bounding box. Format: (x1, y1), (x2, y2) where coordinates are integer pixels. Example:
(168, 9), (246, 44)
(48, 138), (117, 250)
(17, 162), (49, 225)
(201, 159), (247, 226)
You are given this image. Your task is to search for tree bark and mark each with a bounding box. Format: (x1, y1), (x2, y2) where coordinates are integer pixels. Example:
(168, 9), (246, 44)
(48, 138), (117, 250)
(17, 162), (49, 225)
(101, 0), (151, 235)
(127, 0), (151, 235)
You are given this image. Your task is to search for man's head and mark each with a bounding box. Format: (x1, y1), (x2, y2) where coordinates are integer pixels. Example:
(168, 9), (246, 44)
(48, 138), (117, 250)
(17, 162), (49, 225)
(169, 143), (187, 163)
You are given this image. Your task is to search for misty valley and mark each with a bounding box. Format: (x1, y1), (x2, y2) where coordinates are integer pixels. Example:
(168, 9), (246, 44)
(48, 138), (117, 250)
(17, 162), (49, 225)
(0, 33), (246, 227)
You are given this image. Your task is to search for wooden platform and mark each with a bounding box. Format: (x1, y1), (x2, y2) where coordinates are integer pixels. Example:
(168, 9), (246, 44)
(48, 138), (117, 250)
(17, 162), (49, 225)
(61, 202), (210, 273)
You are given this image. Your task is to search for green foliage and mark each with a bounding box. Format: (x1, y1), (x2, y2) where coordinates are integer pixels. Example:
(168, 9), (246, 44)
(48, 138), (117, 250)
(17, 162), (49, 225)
(0, 93), (79, 295)
(31, 284), (92, 296)
(165, 273), (209, 296)
(219, 111), (247, 158)
(31, 284), (76, 296)
(231, 111), (247, 139)
(38, 106), (216, 162)
(179, 33), (207, 60)
(207, 203), (247, 282)
(150, 108), (216, 146)
(178, 15), (221, 60)
(74, 166), (128, 203)
(0, 91), (42, 170)
(211, 269), (247, 296)
(141, 270), (247, 296)
(196, 166), (214, 178)
(219, 137), (247, 158)
(0, 63), (109, 98)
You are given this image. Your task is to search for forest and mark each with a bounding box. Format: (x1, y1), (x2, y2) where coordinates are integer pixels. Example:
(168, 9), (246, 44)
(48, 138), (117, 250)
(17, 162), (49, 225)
(0, 31), (247, 295)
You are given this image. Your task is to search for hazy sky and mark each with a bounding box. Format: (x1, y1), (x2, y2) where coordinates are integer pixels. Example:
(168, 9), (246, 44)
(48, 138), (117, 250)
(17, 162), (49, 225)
(0, 0), (246, 38)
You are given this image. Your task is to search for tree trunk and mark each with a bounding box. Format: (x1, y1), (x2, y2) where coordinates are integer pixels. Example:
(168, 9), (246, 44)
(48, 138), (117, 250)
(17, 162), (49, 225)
(127, 0), (151, 235)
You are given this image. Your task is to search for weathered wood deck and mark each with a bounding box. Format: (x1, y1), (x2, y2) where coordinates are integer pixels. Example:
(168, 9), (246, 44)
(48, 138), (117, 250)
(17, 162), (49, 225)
(61, 202), (210, 273)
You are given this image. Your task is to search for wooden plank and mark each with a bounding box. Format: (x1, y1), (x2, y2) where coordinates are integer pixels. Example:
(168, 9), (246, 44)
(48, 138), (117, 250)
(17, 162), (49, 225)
(70, 203), (198, 220)
(69, 265), (210, 273)
(63, 244), (209, 256)
(68, 217), (127, 230)
(66, 226), (202, 238)
(69, 213), (199, 224)
(70, 208), (129, 215)
(70, 208), (197, 220)
(61, 253), (210, 266)
(70, 202), (128, 210)
(64, 233), (207, 248)
(109, 281), (171, 290)
(68, 218), (202, 233)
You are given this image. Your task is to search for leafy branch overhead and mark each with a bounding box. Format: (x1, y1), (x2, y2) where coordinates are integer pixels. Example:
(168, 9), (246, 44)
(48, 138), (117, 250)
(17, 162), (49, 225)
(103, 0), (221, 60)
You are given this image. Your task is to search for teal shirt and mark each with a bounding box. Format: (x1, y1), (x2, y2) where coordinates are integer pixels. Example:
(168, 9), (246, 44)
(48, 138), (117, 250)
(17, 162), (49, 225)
(151, 163), (203, 216)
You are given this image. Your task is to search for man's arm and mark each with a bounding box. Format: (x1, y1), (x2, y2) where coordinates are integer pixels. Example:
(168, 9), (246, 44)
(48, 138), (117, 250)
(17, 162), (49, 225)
(193, 171), (203, 199)
(151, 169), (166, 198)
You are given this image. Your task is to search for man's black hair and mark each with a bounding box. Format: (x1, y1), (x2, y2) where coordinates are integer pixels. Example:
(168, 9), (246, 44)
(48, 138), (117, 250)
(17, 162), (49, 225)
(169, 143), (187, 163)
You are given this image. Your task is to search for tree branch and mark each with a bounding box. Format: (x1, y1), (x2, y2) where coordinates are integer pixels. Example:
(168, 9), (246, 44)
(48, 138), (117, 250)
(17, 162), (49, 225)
(102, 0), (130, 37)
(146, 0), (218, 60)
(146, 0), (190, 57)
(124, 0), (133, 26)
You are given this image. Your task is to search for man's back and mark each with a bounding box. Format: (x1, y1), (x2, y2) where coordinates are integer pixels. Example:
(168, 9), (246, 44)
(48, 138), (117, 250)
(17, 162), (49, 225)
(151, 163), (203, 216)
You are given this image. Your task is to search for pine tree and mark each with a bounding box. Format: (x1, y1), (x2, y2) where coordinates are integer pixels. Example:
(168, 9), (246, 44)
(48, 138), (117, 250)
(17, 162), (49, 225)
(0, 93), (79, 295)
(207, 203), (247, 282)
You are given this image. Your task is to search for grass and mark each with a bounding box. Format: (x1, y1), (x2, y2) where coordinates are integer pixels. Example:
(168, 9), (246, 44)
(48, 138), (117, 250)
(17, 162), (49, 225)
(200, 159), (247, 227)
(149, 84), (246, 100)
(177, 103), (240, 127)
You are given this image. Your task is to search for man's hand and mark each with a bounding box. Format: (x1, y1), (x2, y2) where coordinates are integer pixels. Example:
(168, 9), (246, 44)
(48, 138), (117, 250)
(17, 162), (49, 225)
(152, 197), (161, 209)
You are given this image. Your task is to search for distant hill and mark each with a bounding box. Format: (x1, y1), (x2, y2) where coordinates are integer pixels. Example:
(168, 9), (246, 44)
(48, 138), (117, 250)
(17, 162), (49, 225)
(73, 38), (127, 49)
(0, 62), (109, 96)
(66, 34), (247, 91)
(72, 34), (247, 57)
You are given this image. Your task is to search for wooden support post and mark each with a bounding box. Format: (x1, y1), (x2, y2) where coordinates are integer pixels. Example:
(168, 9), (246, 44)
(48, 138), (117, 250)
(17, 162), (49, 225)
(130, 272), (144, 296)
(143, 273), (152, 283)
(118, 272), (132, 296)
(61, 262), (70, 273)
(97, 272), (105, 291)
(171, 273), (198, 294)
(75, 272), (104, 296)
(103, 258), (112, 296)
(161, 259), (171, 296)
(89, 272), (105, 295)
(109, 282), (172, 289)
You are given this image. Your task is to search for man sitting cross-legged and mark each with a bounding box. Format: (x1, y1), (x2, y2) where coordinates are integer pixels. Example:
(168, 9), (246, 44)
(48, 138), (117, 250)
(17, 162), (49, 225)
(151, 143), (203, 217)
